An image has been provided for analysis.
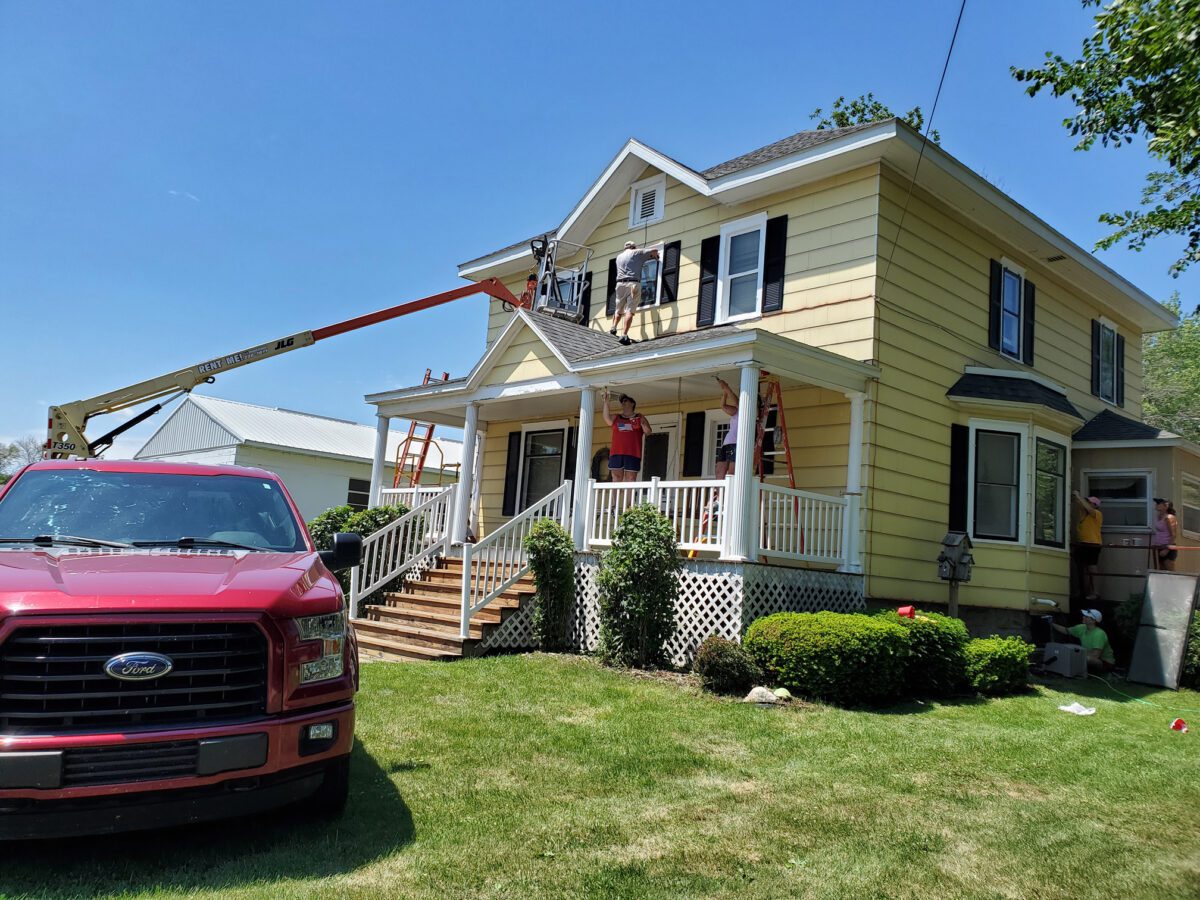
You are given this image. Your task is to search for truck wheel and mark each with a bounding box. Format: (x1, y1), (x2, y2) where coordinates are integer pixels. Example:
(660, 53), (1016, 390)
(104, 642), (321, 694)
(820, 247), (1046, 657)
(310, 756), (350, 816)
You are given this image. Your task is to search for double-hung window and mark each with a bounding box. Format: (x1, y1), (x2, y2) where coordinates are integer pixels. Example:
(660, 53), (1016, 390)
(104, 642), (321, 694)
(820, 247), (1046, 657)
(1033, 438), (1066, 547)
(1097, 321), (1117, 403)
(1000, 266), (1023, 359)
(1182, 474), (1200, 538)
(637, 242), (664, 307)
(973, 428), (1022, 541)
(1081, 470), (1150, 529)
(716, 213), (767, 324)
(347, 477), (371, 511)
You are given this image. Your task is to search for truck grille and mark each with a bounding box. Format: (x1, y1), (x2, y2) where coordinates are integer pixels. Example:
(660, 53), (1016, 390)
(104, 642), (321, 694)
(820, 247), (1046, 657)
(0, 623), (268, 734)
(62, 740), (199, 787)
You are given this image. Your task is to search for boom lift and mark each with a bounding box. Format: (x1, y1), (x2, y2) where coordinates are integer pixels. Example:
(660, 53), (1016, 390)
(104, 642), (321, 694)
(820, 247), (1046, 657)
(46, 279), (523, 460)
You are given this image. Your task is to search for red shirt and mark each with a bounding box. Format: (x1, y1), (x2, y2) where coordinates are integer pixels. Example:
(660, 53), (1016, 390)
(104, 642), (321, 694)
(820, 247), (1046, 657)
(611, 415), (644, 458)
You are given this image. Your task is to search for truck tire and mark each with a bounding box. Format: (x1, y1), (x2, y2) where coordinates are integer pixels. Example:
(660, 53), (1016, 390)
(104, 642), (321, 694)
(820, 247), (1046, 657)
(310, 756), (350, 816)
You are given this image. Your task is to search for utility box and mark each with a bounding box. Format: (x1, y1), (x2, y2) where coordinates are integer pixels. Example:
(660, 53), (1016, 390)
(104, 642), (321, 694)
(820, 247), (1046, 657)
(937, 532), (974, 583)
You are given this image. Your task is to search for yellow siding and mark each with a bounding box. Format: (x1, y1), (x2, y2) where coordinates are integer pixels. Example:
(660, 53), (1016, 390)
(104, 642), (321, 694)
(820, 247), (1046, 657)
(485, 165), (881, 362)
(480, 331), (566, 387)
(476, 387), (852, 536)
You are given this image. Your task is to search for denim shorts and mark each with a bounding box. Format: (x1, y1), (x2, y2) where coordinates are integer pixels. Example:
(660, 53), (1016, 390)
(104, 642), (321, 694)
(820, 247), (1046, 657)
(608, 453), (641, 472)
(717, 444), (736, 463)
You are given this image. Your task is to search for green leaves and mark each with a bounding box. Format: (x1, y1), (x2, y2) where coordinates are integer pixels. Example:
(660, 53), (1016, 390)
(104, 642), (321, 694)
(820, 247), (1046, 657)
(963, 637), (1033, 696)
(596, 504), (681, 669)
(1013, 0), (1200, 274)
(1143, 293), (1200, 442)
(810, 92), (941, 143)
(524, 518), (575, 652)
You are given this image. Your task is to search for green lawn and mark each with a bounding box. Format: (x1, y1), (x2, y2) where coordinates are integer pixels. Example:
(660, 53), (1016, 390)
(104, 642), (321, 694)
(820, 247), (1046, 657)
(2, 654), (1198, 899)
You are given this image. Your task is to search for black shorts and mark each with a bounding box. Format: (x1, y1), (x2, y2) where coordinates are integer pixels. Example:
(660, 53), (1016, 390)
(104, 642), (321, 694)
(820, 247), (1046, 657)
(1156, 547), (1179, 562)
(1073, 543), (1101, 567)
(717, 444), (736, 463)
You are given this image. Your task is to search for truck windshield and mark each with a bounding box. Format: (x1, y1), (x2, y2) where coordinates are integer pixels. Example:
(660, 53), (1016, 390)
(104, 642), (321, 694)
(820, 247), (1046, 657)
(0, 470), (307, 552)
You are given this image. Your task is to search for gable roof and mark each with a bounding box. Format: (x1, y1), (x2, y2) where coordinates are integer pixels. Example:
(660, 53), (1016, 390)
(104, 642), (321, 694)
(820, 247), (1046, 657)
(947, 373), (1083, 420)
(1072, 408), (1173, 442)
(136, 395), (462, 468)
(458, 119), (1175, 333)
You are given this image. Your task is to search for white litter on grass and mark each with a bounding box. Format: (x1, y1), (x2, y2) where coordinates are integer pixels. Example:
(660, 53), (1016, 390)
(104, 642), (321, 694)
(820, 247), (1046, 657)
(1058, 702), (1097, 716)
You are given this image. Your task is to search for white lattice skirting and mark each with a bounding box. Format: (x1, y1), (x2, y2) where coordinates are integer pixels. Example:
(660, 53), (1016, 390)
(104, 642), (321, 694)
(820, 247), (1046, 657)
(480, 554), (864, 667)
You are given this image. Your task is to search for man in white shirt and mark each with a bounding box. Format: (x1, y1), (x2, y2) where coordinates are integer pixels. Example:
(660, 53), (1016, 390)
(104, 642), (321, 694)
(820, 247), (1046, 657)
(610, 241), (659, 345)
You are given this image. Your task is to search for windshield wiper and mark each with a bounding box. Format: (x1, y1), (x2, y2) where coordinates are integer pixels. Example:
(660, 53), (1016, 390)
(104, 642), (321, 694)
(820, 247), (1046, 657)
(132, 537), (268, 552)
(0, 534), (134, 549)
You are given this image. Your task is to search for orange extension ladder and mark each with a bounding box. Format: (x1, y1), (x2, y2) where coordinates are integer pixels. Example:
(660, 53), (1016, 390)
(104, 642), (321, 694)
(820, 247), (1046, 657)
(391, 369), (449, 488)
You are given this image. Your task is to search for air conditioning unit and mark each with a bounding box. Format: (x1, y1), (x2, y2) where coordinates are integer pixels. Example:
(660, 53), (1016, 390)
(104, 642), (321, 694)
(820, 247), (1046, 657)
(1043, 643), (1087, 678)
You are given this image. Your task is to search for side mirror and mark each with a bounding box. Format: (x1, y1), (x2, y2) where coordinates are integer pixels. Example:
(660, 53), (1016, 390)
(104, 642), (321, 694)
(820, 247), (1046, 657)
(319, 532), (362, 572)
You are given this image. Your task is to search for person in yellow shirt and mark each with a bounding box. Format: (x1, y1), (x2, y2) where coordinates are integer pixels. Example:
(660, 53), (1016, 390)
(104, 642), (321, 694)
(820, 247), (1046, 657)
(1071, 491), (1103, 601)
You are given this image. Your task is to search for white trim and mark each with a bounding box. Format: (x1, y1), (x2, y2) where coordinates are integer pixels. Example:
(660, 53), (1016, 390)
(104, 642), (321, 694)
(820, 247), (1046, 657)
(715, 212), (768, 325)
(967, 418), (1028, 545)
(962, 366), (1068, 397)
(701, 409), (732, 478)
(1031, 427), (1070, 551)
(629, 174), (666, 228)
(1079, 466), (1154, 533)
(1182, 472), (1200, 540)
(516, 419), (570, 513)
(641, 412), (681, 480)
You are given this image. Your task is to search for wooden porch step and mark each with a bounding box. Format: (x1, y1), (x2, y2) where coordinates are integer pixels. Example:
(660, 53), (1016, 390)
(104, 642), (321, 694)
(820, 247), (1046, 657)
(367, 603), (489, 638)
(399, 578), (533, 604)
(381, 591), (521, 618)
(355, 629), (459, 662)
(353, 618), (478, 657)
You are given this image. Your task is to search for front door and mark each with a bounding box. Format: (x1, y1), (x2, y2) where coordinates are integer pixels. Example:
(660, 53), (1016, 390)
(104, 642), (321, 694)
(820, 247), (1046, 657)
(641, 414), (680, 480)
(520, 428), (566, 510)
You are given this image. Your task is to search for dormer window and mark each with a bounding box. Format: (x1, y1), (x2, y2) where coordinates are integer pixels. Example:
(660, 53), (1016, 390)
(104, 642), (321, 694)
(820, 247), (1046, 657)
(629, 174), (665, 228)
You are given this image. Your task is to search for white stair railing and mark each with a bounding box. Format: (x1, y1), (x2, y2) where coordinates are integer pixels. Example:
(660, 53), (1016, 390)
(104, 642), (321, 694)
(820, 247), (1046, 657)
(757, 482), (848, 566)
(349, 485), (456, 617)
(459, 480), (571, 638)
(378, 486), (445, 508)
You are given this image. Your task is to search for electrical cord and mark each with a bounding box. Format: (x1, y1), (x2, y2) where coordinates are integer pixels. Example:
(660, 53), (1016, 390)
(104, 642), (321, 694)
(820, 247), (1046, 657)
(1085, 673), (1200, 713)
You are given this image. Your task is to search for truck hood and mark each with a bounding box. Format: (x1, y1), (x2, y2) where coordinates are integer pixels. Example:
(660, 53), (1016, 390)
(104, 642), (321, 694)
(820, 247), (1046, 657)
(0, 549), (342, 618)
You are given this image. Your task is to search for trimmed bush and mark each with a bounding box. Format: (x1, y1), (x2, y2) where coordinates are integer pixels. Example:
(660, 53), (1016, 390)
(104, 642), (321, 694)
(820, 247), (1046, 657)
(964, 636), (1033, 696)
(597, 504), (681, 669)
(524, 518), (575, 652)
(306, 503), (408, 598)
(693, 635), (762, 695)
(744, 611), (910, 707)
(1182, 612), (1200, 690)
(307, 505), (355, 553)
(876, 609), (969, 697)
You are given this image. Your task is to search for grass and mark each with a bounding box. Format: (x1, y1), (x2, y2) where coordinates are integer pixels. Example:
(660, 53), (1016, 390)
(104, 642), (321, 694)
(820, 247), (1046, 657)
(1, 654), (1198, 899)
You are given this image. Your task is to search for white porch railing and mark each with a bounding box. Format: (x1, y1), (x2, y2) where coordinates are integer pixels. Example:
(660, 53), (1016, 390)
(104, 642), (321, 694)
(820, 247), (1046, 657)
(350, 485), (456, 617)
(586, 477), (730, 553)
(757, 482), (847, 565)
(459, 480), (572, 638)
(378, 486), (446, 509)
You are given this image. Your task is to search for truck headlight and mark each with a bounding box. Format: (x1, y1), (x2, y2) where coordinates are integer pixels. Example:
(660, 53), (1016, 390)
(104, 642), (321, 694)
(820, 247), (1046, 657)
(294, 612), (346, 684)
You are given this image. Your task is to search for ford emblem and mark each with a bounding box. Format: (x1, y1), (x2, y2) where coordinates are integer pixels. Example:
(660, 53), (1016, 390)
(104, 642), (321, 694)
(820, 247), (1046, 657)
(103, 652), (174, 681)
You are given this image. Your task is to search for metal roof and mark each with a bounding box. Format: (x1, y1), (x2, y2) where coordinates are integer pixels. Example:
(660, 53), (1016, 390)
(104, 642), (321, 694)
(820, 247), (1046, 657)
(136, 395), (462, 468)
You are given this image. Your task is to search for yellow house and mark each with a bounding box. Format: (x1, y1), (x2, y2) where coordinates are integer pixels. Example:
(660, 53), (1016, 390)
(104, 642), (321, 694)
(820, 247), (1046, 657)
(352, 119), (1186, 662)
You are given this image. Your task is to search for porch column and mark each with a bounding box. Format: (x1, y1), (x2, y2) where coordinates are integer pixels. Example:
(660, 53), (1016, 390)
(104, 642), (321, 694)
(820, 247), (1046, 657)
(723, 363), (760, 562)
(571, 388), (596, 550)
(840, 391), (865, 574)
(469, 430), (486, 540)
(451, 402), (479, 545)
(368, 414), (390, 507)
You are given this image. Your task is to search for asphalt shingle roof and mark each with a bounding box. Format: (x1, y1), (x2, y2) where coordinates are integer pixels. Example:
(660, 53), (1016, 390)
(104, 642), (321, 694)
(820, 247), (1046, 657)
(1072, 408), (1171, 442)
(700, 121), (890, 179)
(528, 310), (742, 363)
(946, 374), (1083, 420)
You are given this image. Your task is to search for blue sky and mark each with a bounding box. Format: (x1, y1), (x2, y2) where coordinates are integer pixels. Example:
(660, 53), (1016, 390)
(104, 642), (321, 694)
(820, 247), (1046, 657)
(1, 0), (1195, 456)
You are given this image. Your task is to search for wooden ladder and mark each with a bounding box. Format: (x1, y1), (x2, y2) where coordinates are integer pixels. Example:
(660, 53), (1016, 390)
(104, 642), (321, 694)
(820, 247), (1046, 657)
(392, 369), (449, 488)
(754, 374), (796, 490)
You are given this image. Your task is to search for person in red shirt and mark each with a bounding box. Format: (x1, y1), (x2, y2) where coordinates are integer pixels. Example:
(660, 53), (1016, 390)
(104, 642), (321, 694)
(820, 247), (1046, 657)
(602, 390), (652, 482)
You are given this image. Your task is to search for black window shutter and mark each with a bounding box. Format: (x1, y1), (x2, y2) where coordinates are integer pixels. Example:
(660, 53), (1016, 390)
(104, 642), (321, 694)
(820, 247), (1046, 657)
(682, 411), (707, 476)
(1090, 320), (1102, 397)
(605, 258), (618, 317)
(697, 235), (720, 327)
(564, 427), (577, 488)
(761, 215), (788, 314)
(501, 431), (522, 517)
(988, 259), (1002, 351)
(1022, 278), (1036, 366)
(659, 241), (682, 304)
(579, 270), (592, 324)
(948, 424), (969, 532)
(1116, 334), (1126, 406)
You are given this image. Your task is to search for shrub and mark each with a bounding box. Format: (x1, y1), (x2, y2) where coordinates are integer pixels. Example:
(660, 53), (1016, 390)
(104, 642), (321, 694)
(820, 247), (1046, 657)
(693, 635), (762, 695)
(743, 611), (910, 707)
(306, 503), (407, 597)
(1114, 593), (1144, 643)
(524, 518), (575, 652)
(876, 609), (969, 697)
(1182, 612), (1200, 690)
(596, 504), (681, 669)
(964, 636), (1033, 696)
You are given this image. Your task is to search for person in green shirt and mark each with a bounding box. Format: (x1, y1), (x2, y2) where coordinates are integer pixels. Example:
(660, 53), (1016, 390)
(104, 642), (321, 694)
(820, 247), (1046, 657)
(1051, 608), (1115, 672)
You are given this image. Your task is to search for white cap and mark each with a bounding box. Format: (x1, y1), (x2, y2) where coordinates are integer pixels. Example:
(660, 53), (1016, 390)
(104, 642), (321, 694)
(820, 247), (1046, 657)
(624, 240), (637, 249)
(1082, 608), (1102, 623)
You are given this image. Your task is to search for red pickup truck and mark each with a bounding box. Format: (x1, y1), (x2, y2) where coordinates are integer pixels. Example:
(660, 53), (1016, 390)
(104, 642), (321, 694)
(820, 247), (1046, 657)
(0, 460), (360, 839)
